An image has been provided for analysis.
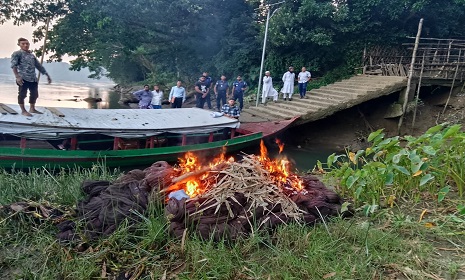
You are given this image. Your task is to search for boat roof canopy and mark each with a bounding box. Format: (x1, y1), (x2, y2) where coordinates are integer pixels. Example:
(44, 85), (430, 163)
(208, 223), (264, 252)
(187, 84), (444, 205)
(0, 105), (240, 140)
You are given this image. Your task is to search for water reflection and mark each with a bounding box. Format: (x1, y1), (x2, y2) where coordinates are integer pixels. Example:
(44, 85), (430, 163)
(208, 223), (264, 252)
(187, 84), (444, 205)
(0, 73), (119, 109)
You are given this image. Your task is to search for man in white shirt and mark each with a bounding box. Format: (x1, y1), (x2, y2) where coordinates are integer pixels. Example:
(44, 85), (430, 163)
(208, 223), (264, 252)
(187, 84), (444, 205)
(281, 66), (295, 101)
(169, 80), (186, 108)
(151, 85), (163, 109)
(262, 71), (278, 104)
(298, 67), (312, 99)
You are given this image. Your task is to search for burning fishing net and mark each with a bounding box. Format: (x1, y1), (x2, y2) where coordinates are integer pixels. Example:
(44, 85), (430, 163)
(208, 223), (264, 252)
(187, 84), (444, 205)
(164, 141), (347, 241)
(51, 140), (347, 242)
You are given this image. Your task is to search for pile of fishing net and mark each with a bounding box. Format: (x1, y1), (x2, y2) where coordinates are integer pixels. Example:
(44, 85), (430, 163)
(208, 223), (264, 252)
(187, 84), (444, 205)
(2, 154), (347, 243)
(55, 161), (175, 242)
(165, 155), (347, 241)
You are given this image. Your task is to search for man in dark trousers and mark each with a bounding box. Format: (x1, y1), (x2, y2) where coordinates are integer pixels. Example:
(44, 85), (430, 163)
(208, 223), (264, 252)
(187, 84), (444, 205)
(202, 71), (213, 109)
(214, 75), (229, 112)
(195, 76), (209, 109)
(232, 75), (248, 110)
(11, 37), (52, 116)
(169, 80), (186, 108)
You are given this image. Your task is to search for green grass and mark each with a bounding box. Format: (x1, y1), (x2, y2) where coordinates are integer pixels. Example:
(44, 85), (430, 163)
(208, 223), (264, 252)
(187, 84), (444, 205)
(1, 167), (464, 280)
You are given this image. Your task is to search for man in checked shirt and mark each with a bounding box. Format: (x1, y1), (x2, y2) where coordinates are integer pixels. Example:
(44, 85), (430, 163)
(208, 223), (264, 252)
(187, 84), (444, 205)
(221, 98), (240, 119)
(11, 37), (52, 116)
(221, 98), (240, 140)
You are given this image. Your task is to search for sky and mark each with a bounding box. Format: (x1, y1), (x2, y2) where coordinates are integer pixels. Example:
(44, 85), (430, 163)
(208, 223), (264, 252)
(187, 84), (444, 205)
(0, 21), (40, 59)
(0, 20), (69, 61)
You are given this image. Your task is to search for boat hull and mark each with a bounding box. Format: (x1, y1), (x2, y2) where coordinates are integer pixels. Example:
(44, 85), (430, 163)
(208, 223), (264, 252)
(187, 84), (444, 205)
(0, 133), (262, 169)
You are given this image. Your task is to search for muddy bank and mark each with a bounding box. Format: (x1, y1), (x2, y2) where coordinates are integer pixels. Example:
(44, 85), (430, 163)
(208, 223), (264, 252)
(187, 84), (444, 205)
(288, 87), (465, 152)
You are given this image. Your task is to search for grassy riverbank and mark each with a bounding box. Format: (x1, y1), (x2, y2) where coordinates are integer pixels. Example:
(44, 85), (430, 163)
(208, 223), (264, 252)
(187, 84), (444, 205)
(1, 126), (465, 279)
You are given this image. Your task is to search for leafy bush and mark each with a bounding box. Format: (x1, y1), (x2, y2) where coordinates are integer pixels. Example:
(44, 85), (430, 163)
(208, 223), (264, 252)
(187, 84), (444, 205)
(318, 124), (465, 215)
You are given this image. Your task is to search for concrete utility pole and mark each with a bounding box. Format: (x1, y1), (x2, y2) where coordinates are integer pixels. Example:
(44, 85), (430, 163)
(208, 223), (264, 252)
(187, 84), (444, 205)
(255, 1), (285, 107)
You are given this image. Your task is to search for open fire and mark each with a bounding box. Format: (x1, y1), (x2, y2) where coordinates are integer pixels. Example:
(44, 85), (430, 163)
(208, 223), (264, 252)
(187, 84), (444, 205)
(170, 140), (304, 199)
(164, 139), (345, 241)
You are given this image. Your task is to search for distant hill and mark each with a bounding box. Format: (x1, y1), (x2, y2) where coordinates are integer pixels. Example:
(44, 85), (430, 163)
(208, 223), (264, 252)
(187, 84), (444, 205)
(0, 58), (113, 84)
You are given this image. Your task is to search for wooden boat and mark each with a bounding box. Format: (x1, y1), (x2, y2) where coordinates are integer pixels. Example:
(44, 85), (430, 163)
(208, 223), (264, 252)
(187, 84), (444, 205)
(0, 105), (267, 169)
(238, 116), (299, 138)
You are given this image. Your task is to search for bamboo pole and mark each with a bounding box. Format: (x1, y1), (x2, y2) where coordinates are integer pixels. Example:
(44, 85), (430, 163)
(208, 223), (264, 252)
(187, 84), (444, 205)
(411, 52), (426, 132)
(37, 16), (51, 82)
(397, 18), (423, 134)
(437, 49), (462, 123)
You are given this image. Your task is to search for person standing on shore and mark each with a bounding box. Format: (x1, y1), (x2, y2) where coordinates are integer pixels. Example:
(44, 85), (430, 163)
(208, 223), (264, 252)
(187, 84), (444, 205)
(195, 76), (209, 109)
(262, 71), (278, 104)
(297, 67), (311, 99)
(169, 80), (186, 108)
(232, 75), (248, 110)
(281, 66), (295, 101)
(214, 75), (229, 112)
(132, 85), (153, 109)
(11, 37), (52, 116)
(151, 85), (163, 109)
(202, 71), (213, 110)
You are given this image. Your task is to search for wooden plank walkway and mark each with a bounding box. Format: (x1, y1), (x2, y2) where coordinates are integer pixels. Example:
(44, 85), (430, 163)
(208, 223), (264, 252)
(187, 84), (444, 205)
(241, 75), (407, 123)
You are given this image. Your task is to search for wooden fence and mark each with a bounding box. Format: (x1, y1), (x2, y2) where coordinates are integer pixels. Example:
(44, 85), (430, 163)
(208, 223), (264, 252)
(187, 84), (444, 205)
(362, 38), (465, 82)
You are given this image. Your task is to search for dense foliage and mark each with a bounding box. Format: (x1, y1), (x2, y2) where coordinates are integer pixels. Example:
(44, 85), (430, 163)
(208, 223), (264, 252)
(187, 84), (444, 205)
(320, 124), (465, 215)
(3, 0), (465, 87)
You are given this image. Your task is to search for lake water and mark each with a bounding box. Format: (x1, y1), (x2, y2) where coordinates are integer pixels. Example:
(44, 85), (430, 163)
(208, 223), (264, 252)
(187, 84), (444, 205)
(0, 74), (121, 109)
(0, 75), (333, 171)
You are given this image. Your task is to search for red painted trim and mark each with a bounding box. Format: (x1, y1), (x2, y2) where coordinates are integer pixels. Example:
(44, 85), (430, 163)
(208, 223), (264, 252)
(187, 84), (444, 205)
(182, 135), (187, 146)
(70, 137), (78, 150)
(146, 136), (155, 148)
(113, 137), (120, 150)
(20, 138), (26, 149)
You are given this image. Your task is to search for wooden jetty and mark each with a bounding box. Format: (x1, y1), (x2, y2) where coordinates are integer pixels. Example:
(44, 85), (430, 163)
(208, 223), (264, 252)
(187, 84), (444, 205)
(243, 37), (465, 126)
(241, 75), (407, 122)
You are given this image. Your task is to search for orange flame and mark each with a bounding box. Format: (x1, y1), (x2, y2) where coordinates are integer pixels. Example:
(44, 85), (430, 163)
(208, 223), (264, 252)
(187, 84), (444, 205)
(260, 140), (269, 161)
(276, 138), (285, 154)
(169, 140), (304, 199)
(257, 140), (304, 192)
(185, 180), (201, 197)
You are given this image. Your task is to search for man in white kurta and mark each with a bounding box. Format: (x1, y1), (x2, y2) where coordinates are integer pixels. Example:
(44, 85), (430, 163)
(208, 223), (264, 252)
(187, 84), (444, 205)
(262, 71), (278, 104)
(281, 66), (295, 101)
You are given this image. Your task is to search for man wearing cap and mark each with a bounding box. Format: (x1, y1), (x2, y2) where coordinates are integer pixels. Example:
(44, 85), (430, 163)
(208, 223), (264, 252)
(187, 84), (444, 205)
(281, 66), (295, 101)
(232, 75), (248, 110)
(11, 37), (52, 116)
(214, 75), (229, 112)
(261, 71), (278, 104)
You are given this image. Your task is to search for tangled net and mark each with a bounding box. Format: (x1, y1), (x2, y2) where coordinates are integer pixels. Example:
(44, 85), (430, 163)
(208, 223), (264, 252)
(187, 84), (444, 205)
(49, 147), (348, 243)
(165, 154), (346, 241)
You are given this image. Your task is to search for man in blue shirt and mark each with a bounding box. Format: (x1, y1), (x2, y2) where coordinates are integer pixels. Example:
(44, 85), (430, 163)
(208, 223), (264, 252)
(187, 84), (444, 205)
(169, 80), (186, 108)
(195, 76), (209, 109)
(132, 85), (153, 109)
(214, 75), (229, 112)
(232, 75), (248, 110)
(202, 71), (213, 110)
